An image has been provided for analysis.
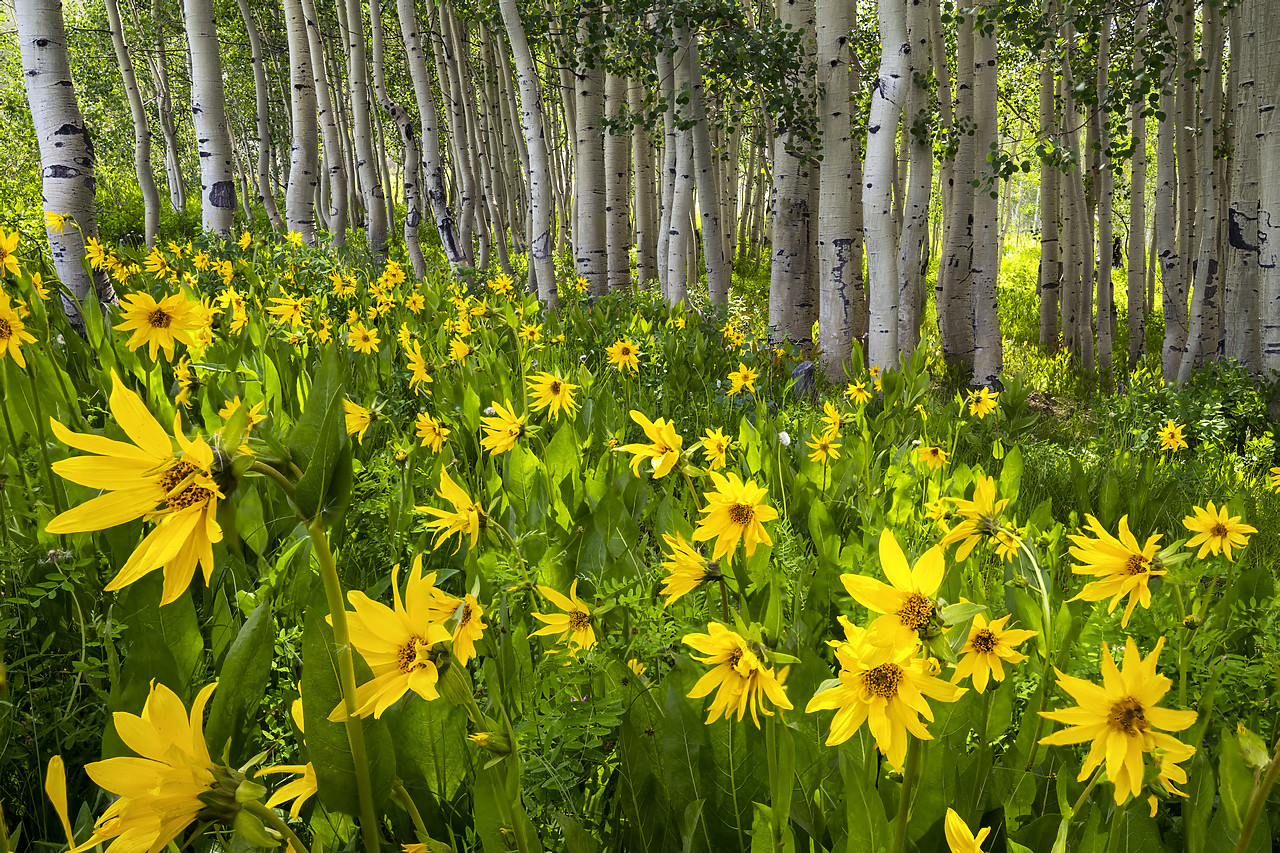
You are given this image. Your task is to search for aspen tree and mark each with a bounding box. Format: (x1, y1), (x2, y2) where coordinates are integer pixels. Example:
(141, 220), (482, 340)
(896, 0), (933, 359)
(816, 0), (858, 377)
(283, 0), (319, 242)
(183, 0), (237, 235)
(16, 0), (117, 318)
(1127, 2), (1148, 368)
(104, 0), (161, 246)
(970, 4), (1001, 386)
(235, 0), (284, 232)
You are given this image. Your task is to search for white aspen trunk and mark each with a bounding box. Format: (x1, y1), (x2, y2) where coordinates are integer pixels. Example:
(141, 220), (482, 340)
(865, 0), (908, 370)
(1127, 2), (1148, 368)
(817, 0), (856, 377)
(937, 11), (975, 371)
(604, 72), (631, 291)
(183, 0), (236, 235)
(104, 0), (161, 246)
(16, 0), (116, 319)
(656, 44), (677, 295)
(1154, 64), (1180, 375)
(737, 136), (758, 261)
(574, 25), (608, 295)
(369, 0), (425, 277)
(896, 0), (933, 359)
(1178, 2), (1224, 381)
(497, 0), (556, 303)
(1060, 138), (1080, 360)
(630, 79), (658, 288)
(149, 0), (186, 213)
(770, 0), (818, 348)
(722, 123), (740, 270)
(343, 0), (388, 257)
(970, 5), (1001, 386)
(1258, 0), (1280, 393)
(1225, 0), (1260, 370)
(301, 0), (348, 245)
(1096, 6), (1115, 373)
(666, 129), (694, 306)
(685, 28), (729, 303)
(1165, 0), (1196, 379)
(396, 0), (464, 267)
(1037, 31), (1061, 348)
(232, 126), (255, 222)
(373, 102), (396, 242)
(431, 0), (476, 262)
(283, 0), (318, 242)
(235, 0), (284, 231)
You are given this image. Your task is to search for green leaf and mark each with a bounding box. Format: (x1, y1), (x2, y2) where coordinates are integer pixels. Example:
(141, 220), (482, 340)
(1218, 730), (1256, 833)
(205, 600), (275, 763)
(300, 581), (396, 816)
(840, 734), (889, 853)
(288, 346), (351, 521)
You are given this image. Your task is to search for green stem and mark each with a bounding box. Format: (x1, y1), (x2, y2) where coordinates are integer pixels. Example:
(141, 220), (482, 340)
(1233, 735), (1280, 853)
(1, 381), (33, 495)
(891, 737), (923, 853)
(249, 460), (297, 500)
(718, 576), (731, 622)
(1174, 584), (1189, 707)
(968, 689), (994, 820)
(393, 780), (432, 843)
(1069, 765), (1104, 819)
(305, 519), (381, 853)
(0, 801), (9, 853)
(244, 801), (310, 853)
(1104, 799), (1129, 853)
(490, 517), (531, 586)
(27, 364), (66, 516)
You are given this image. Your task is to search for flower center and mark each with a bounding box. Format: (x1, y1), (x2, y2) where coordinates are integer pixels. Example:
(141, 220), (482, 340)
(148, 308), (173, 328)
(168, 484), (213, 511)
(970, 628), (998, 654)
(158, 460), (198, 493)
(1124, 554), (1150, 575)
(896, 592), (935, 632)
(550, 380), (562, 395)
(728, 503), (755, 526)
(863, 663), (903, 698)
(1211, 523), (1228, 539)
(459, 602), (474, 626)
(1107, 697), (1149, 736)
(569, 609), (590, 632)
(726, 648), (743, 668)
(620, 346), (631, 356)
(397, 636), (435, 673)
(0, 318), (11, 339)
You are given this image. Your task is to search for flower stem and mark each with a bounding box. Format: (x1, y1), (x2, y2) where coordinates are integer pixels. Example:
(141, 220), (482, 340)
(891, 737), (923, 853)
(244, 801), (311, 853)
(0, 397), (31, 495)
(1234, 734), (1280, 853)
(249, 459), (296, 500)
(306, 519), (381, 853)
(1104, 798), (1129, 853)
(26, 364), (65, 516)
(393, 780), (431, 842)
(1070, 765), (1104, 818)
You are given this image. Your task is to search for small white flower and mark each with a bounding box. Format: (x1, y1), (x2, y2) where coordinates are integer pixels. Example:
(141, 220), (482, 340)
(778, 431), (791, 447)
(484, 406), (496, 416)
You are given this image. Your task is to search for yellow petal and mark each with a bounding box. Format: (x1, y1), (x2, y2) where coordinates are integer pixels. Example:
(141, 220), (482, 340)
(45, 755), (76, 848)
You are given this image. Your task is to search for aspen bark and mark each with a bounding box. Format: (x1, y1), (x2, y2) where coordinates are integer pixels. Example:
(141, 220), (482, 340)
(183, 0), (236, 235)
(970, 5), (1001, 386)
(16, 0), (116, 318)
(236, 0), (284, 231)
(1178, 2), (1224, 381)
(604, 72), (631, 291)
(1165, 0), (1196, 379)
(1127, 2), (1148, 368)
(937, 10), (975, 370)
(369, 0), (425, 276)
(1037, 30), (1061, 348)
(397, 0), (464, 267)
(1096, 6), (1115, 373)
(666, 128), (694, 306)
(104, 0), (161, 246)
(769, 0), (818, 349)
(817, 0), (858, 376)
(896, 0), (933, 359)
(686, 28), (729, 303)
(283, 0), (318, 241)
(1225, 0), (1260, 370)
(630, 79), (658, 288)
(343, 0), (388, 257)
(150, 0), (186, 213)
(656, 43), (677, 295)
(1258, 0), (1280, 392)
(574, 24), (608, 295)
(497, 0), (556, 303)
(301, 0), (347, 245)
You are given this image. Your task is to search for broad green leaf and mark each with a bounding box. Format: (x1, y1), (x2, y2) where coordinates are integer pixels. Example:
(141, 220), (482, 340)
(205, 600), (275, 763)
